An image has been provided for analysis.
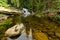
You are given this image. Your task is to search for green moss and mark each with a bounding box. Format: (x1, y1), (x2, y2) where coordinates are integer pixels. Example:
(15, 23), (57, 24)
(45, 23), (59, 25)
(0, 19), (12, 25)
(0, 18), (12, 39)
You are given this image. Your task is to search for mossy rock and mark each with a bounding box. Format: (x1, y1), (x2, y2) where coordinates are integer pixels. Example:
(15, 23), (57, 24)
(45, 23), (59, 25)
(0, 18), (12, 40)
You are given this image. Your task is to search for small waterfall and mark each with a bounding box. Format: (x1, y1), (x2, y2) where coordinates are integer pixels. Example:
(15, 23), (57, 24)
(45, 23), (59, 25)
(22, 8), (30, 17)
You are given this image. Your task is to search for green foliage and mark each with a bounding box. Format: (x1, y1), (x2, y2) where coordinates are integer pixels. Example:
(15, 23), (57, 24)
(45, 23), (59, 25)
(0, 18), (12, 38)
(7, 0), (33, 11)
(10, 0), (19, 7)
(0, 0), (60, 12)
(55, 14), (60, 21)
(0, 19), (12, 26)
(0, 0), (9, 7)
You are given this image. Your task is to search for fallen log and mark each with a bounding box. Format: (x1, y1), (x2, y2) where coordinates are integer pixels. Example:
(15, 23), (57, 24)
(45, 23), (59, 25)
(0, 7), (23, 15)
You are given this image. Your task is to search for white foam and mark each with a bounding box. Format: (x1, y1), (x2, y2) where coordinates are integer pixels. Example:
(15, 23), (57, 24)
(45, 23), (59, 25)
(22, 8), (30, 17)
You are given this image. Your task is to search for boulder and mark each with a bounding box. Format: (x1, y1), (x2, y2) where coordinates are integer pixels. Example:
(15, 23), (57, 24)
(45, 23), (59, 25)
(5, 23), (25, 39)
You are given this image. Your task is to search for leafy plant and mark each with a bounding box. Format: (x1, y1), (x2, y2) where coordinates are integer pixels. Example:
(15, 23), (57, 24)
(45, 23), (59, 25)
(0, 0), (9, 7)
(0, 18), (12, 39)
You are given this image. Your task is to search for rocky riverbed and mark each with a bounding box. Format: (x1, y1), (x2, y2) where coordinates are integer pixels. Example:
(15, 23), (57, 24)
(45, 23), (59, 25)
(22, 15), (60, 40)
(0, 14), (60, 40)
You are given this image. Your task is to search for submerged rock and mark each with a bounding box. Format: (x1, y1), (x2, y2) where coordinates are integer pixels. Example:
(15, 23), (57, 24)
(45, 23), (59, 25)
(32, 29), (48, 40)
(55, 27), (60, 37)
